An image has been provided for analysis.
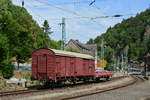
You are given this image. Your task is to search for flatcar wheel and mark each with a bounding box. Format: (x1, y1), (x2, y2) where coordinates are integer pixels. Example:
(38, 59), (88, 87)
(106, 76), (110, 81)
(83, 79), (89, 83)
(95, 78), (100, 83)
(72, 81), (76, 84)
(56, 81), (62, 87)
(43, 81), (51, 88)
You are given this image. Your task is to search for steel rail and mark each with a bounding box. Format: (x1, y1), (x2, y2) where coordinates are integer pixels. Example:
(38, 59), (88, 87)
(0, 89), (40, 96)
(0, 76), (132, 97)
(61, 75), (146, 100)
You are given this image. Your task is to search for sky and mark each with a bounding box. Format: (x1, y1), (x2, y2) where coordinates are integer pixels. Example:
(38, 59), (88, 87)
(12, 0), (150, 43)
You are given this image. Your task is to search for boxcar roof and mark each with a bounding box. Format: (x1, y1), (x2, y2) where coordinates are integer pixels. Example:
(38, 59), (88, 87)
(51, 49), (94, 60)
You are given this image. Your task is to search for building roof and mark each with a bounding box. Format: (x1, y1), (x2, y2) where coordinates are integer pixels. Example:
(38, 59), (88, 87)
(51, 49), (94, 60)
(144, 53), (150, 58)
(147, 53), (150, 56)
(70, 40), (97, 51)
(65, 40), (97, 56)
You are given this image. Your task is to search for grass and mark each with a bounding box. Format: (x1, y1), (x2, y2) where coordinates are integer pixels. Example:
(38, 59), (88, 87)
(0, 70), (32, 90)
(13, 70), (31, 80)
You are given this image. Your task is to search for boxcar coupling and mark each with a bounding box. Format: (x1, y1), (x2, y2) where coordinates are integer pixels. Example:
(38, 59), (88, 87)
(32, 48), (113, 83)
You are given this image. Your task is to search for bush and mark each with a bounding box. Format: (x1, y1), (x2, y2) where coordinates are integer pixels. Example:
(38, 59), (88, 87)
(104, 63), (113, 71)
(1, 60), (14, 79)
(104, 66), (113, 71)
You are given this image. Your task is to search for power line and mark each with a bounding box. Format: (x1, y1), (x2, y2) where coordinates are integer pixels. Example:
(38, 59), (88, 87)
(25, 1), (100, 30)
(67, 33), (91, 39)
(33, 14), (134, 20)
(49, 0), (91, 5)
(21, 0), (136, 21)
(25, 0), (136, 34)
(31, 0), (135, 21)
(89, 0), (96, 6)
(25, 1), (46, 22)
(25, 5), (102, 42)
(34, 0), (82, 17)
(22, 0), (136, 32)
(24, 1), (99, 41)
(89, 3), (102, 12)
(22, 0), (138, 45)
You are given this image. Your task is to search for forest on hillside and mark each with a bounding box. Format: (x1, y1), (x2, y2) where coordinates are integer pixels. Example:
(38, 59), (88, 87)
(0, 0), (60, 78)
(87, 8), (150, 69)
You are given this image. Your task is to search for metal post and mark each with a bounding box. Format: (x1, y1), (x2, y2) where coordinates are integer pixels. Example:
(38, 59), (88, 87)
(121, 54), (124, 73)
(100, 39), (104, 60)
(95, 45), (98, 69)
(60, 17), (66, 50)
(144, 63), (147, 77)
(62, 18), (66, 50)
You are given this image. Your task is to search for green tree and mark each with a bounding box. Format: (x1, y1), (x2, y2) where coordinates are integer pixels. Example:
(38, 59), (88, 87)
(0, 0), (60, 78)
(87, 38), (94, 44)
(42, 20), (53, 48)
(90, 8), (150, 68)
(1, 60), (14, 79)
(43, 20), (53, 36)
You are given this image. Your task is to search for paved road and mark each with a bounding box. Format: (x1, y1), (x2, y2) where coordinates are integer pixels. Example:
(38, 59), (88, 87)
(71, 79), (150, 100)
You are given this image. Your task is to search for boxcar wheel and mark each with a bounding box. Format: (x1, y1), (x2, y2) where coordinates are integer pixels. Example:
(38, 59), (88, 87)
(106, 76), (110, 81)
(95, 78), (100, 82)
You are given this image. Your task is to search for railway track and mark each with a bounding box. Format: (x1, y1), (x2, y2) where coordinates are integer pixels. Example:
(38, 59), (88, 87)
(0, 76), (145, 99)
(61, 75), (147, 100)
(0, 76), (124, 97)
(0, 89), (39, 97)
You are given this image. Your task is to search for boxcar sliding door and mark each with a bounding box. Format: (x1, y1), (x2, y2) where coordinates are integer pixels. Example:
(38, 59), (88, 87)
(70, 58), (75, 76)
(37, 55), (47, 80)
(47, 55), (55, 80)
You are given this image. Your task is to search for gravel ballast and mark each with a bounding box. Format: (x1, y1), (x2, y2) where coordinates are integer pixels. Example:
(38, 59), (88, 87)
(13, 76), (135, 100)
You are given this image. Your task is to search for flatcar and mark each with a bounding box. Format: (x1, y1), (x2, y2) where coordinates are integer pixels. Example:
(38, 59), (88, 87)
(32, 48), (113, 83)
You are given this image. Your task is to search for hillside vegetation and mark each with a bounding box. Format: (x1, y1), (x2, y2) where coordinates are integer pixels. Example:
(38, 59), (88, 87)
(87, 8), (150, 66)
(0, 0), (60, 78)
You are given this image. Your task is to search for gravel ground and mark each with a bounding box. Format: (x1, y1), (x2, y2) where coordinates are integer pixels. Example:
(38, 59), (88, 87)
(8, 77), (134, 100)
(71, 78), (150, 100)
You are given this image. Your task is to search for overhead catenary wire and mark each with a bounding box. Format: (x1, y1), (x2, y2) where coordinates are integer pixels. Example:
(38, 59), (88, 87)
(48, 0), (91, 5)
(22, 0), (137, 41)
(26, 0), (137, 38)
(30, 0), (113, 29)
(32, 0), (136, 21)
(23, 0), (136, 29)
(25, 1), (60, 29)
(89, 0), (96, 6)
(26, 3), (102, 41)
(34, 0), (82, 17)
(33, 0), (114, 19)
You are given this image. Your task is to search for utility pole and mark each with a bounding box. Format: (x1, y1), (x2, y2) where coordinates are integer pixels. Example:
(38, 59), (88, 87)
(121, 54), (124, 74)
(59, 17), (66, 50)
(100, 39), (105, 60)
